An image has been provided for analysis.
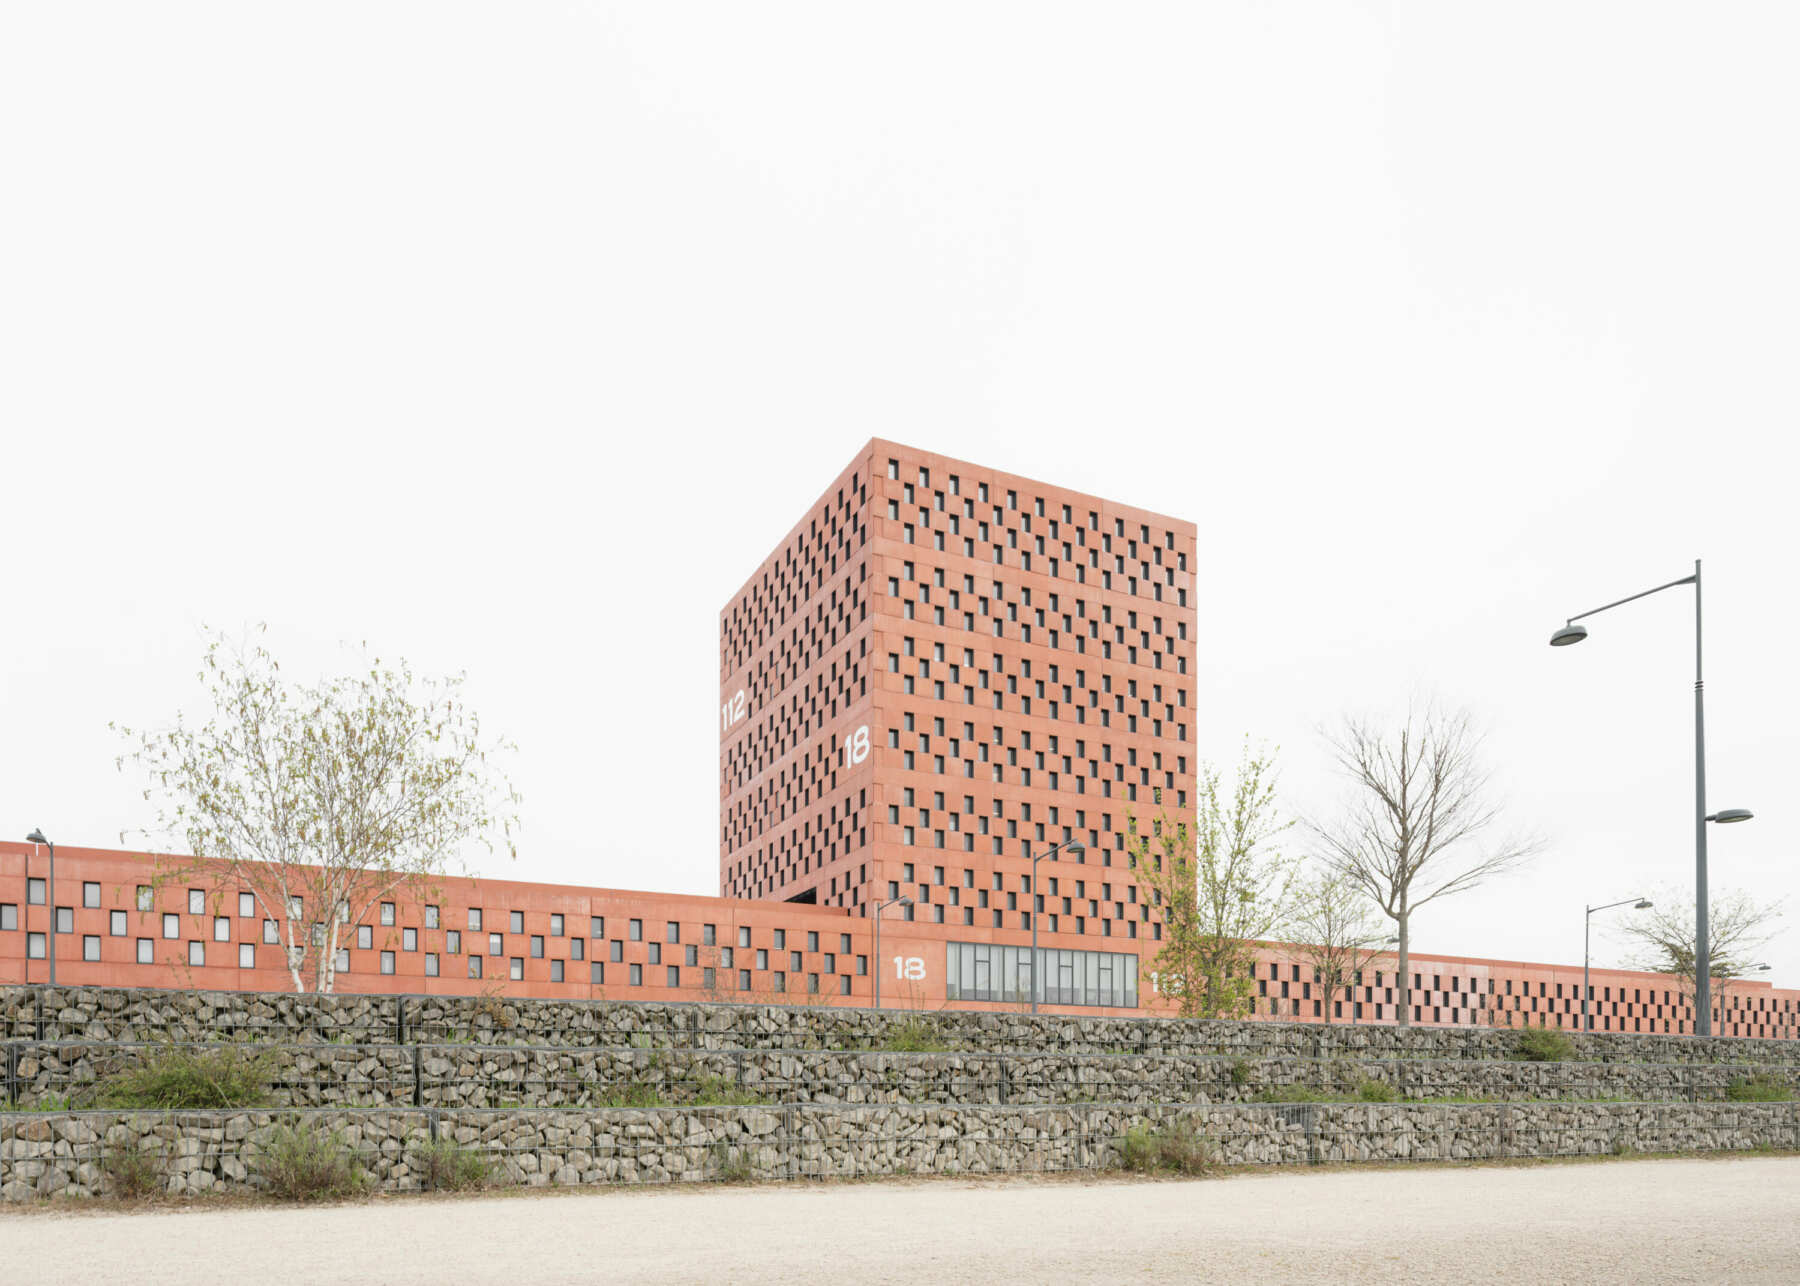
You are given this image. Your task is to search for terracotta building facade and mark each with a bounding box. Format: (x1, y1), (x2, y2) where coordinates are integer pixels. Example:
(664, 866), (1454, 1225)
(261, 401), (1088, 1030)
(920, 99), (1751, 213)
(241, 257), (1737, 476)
(3, 441), (1794, 1039)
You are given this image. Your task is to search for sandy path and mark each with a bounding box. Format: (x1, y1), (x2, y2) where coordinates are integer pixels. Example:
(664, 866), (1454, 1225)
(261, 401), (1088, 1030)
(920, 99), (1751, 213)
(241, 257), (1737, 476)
(8, 1157), (1800, 1284)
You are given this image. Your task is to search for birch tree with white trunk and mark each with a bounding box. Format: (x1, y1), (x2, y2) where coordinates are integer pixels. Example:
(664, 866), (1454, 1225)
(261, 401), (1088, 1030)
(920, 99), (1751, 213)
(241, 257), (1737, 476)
(115, 627), (518, 993)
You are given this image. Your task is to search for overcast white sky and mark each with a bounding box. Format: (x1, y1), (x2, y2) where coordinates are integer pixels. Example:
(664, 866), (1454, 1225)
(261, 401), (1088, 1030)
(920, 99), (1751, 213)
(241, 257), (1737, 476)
(4, 4), (1796, 980)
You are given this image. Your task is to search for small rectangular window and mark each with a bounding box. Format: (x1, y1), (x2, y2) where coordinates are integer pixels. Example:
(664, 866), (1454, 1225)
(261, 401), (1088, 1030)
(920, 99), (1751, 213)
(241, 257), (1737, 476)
(630, 963), (643, 986)
(83, 882), (101, 909)
(590, 961), (605, 984)
(530, 935), (544, 959)
(213, 916), (230, 942)
(469, 908), (483, 930)
(590, 916), (605, 938)
(667, 966), (680, 988)
(424, 905), (440, 930)
(403, 927), (417, 951)
(468, 955), (483, 979)
(550, 914), (564, 937)
(425, 953), (439, 977)
(667, 922), (680, 944)
(83, 934), (101, 962)
(380, 950), (395, 975)
(1, 904), (19, 931)
(238, 943), (255, 969)
(239, 891), (256, 918)
(610, 940), (623, 962)
(187, 940), (205, 966)
(446, 929), (462, 954)
(381, 902), (396, 926)
(551, 959), (564, 982)
(358, 924), (373, 949)
(162, 913), (180, 939)
(136, 937), (153, 964)
(510, 910), (524, 935)
(629, 919), (642, 941)
(571, 938), (585, 961)
(188, 889), (205, 915)
(27, 878), (45, 905)
(24, 932), (44, 959)
(489, 933), (503, 956)
(263, 919), (278, 944)
(136, 885), (153, 912)
(55, 906), (73, 934)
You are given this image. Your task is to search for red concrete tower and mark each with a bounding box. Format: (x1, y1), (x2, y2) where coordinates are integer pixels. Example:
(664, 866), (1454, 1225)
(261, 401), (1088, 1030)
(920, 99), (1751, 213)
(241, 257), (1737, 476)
(720, 440), (1197, 998)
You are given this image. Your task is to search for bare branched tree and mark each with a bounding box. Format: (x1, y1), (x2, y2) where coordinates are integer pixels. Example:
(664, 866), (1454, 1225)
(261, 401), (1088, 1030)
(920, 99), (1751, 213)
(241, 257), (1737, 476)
(1615, 888), (1782, 1034)
(115, 627), (519, 993)
(1289, 869), (1388, 1024)
(1310, 700), (1540, 1026)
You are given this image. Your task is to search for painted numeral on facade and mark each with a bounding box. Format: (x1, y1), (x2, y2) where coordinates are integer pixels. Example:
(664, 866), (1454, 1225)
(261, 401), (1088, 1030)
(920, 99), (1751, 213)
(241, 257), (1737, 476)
(892, 955), (925, 981)
(840, 724), (870, 767)
(720, 688), (747, 735)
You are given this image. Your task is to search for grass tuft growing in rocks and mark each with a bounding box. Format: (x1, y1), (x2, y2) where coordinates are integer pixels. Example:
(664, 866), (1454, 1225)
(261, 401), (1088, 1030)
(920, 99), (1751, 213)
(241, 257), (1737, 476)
(256, 1123), (370, 1202)
(98, 1046), (273, 1110)
(1119, 1119), (1214, 1175)
(411, 1139), (493, 1191)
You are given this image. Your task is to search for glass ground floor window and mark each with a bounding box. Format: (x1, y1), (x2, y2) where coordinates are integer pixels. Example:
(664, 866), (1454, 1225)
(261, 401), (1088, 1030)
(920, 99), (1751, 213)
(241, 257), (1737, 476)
(945, 941), (1138, 1009)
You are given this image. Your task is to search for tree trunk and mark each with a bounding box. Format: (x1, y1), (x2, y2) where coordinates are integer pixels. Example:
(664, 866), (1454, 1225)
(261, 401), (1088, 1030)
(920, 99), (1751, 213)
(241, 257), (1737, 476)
(1396, 910), (1411, 1028)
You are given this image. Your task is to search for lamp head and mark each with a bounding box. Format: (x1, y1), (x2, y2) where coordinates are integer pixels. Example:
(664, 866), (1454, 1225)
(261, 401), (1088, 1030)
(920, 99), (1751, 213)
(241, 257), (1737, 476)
(1633, 899), (1653, 910)
(1708, 808), (1754, 824)
(1549, 623), (1589, 647)
(896, 896), (913, 908)
(1063, 838), (1085, 855)
(25, 829), (48, 846)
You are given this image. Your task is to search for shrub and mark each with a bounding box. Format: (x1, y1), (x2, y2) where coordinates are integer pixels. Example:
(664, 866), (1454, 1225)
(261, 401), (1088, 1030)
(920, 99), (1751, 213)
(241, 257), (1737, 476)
(1227, 1059), (1251, 1087)
(1515, 1028), (1575, 1063)
(98, 1047), (272, 1110)
(256, 1124), (369, 1201)
(1355, 1079), (1398, 1103)
(1119, 1119), (1214, 1175)
(880, 1018), (954, 1053)
(1725, 1074), (1792, 1103)
(102, 1145), (165, 1199)
(412, 1139), (493, 1192)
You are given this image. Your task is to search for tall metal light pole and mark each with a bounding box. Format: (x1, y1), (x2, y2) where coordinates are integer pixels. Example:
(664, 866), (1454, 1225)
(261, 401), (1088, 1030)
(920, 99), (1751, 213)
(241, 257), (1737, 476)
(1549, 560), (1755, 1036)
(871, 896), (911, 1010)
(1029, 836), (1083, 1014)
(1583, 897), (1651, 1032)
(25, 830), (54, 986)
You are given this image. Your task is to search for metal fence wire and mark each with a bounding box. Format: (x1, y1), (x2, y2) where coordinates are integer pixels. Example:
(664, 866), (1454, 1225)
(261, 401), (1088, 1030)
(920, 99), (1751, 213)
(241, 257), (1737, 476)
(5, 1102), (1799, 1201)
(6, 1040), (1797, 1112)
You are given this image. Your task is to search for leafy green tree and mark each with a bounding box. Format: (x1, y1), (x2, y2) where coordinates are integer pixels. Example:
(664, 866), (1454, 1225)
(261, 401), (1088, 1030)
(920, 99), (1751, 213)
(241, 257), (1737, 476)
(1289, 870), (1387, 1024)
(1616, 887), (1782, 1034)
(1132, 740), (1297, 1019)
(116, 627), (518, 993)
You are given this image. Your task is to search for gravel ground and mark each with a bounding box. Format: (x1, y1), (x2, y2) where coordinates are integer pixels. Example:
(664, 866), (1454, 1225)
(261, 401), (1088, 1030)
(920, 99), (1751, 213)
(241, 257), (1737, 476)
(8, 1157), (1800, 1284)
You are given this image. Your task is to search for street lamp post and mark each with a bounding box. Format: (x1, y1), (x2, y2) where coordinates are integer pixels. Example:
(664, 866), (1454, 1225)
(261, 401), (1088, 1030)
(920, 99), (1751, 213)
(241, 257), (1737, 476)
(1029, 837), (1084, 1015)
(25, 830), (54, 987)
(1549, 559), (1755, 1037)
(871, 896), (911, 1011)
(1583, 897), (1651, 1032)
